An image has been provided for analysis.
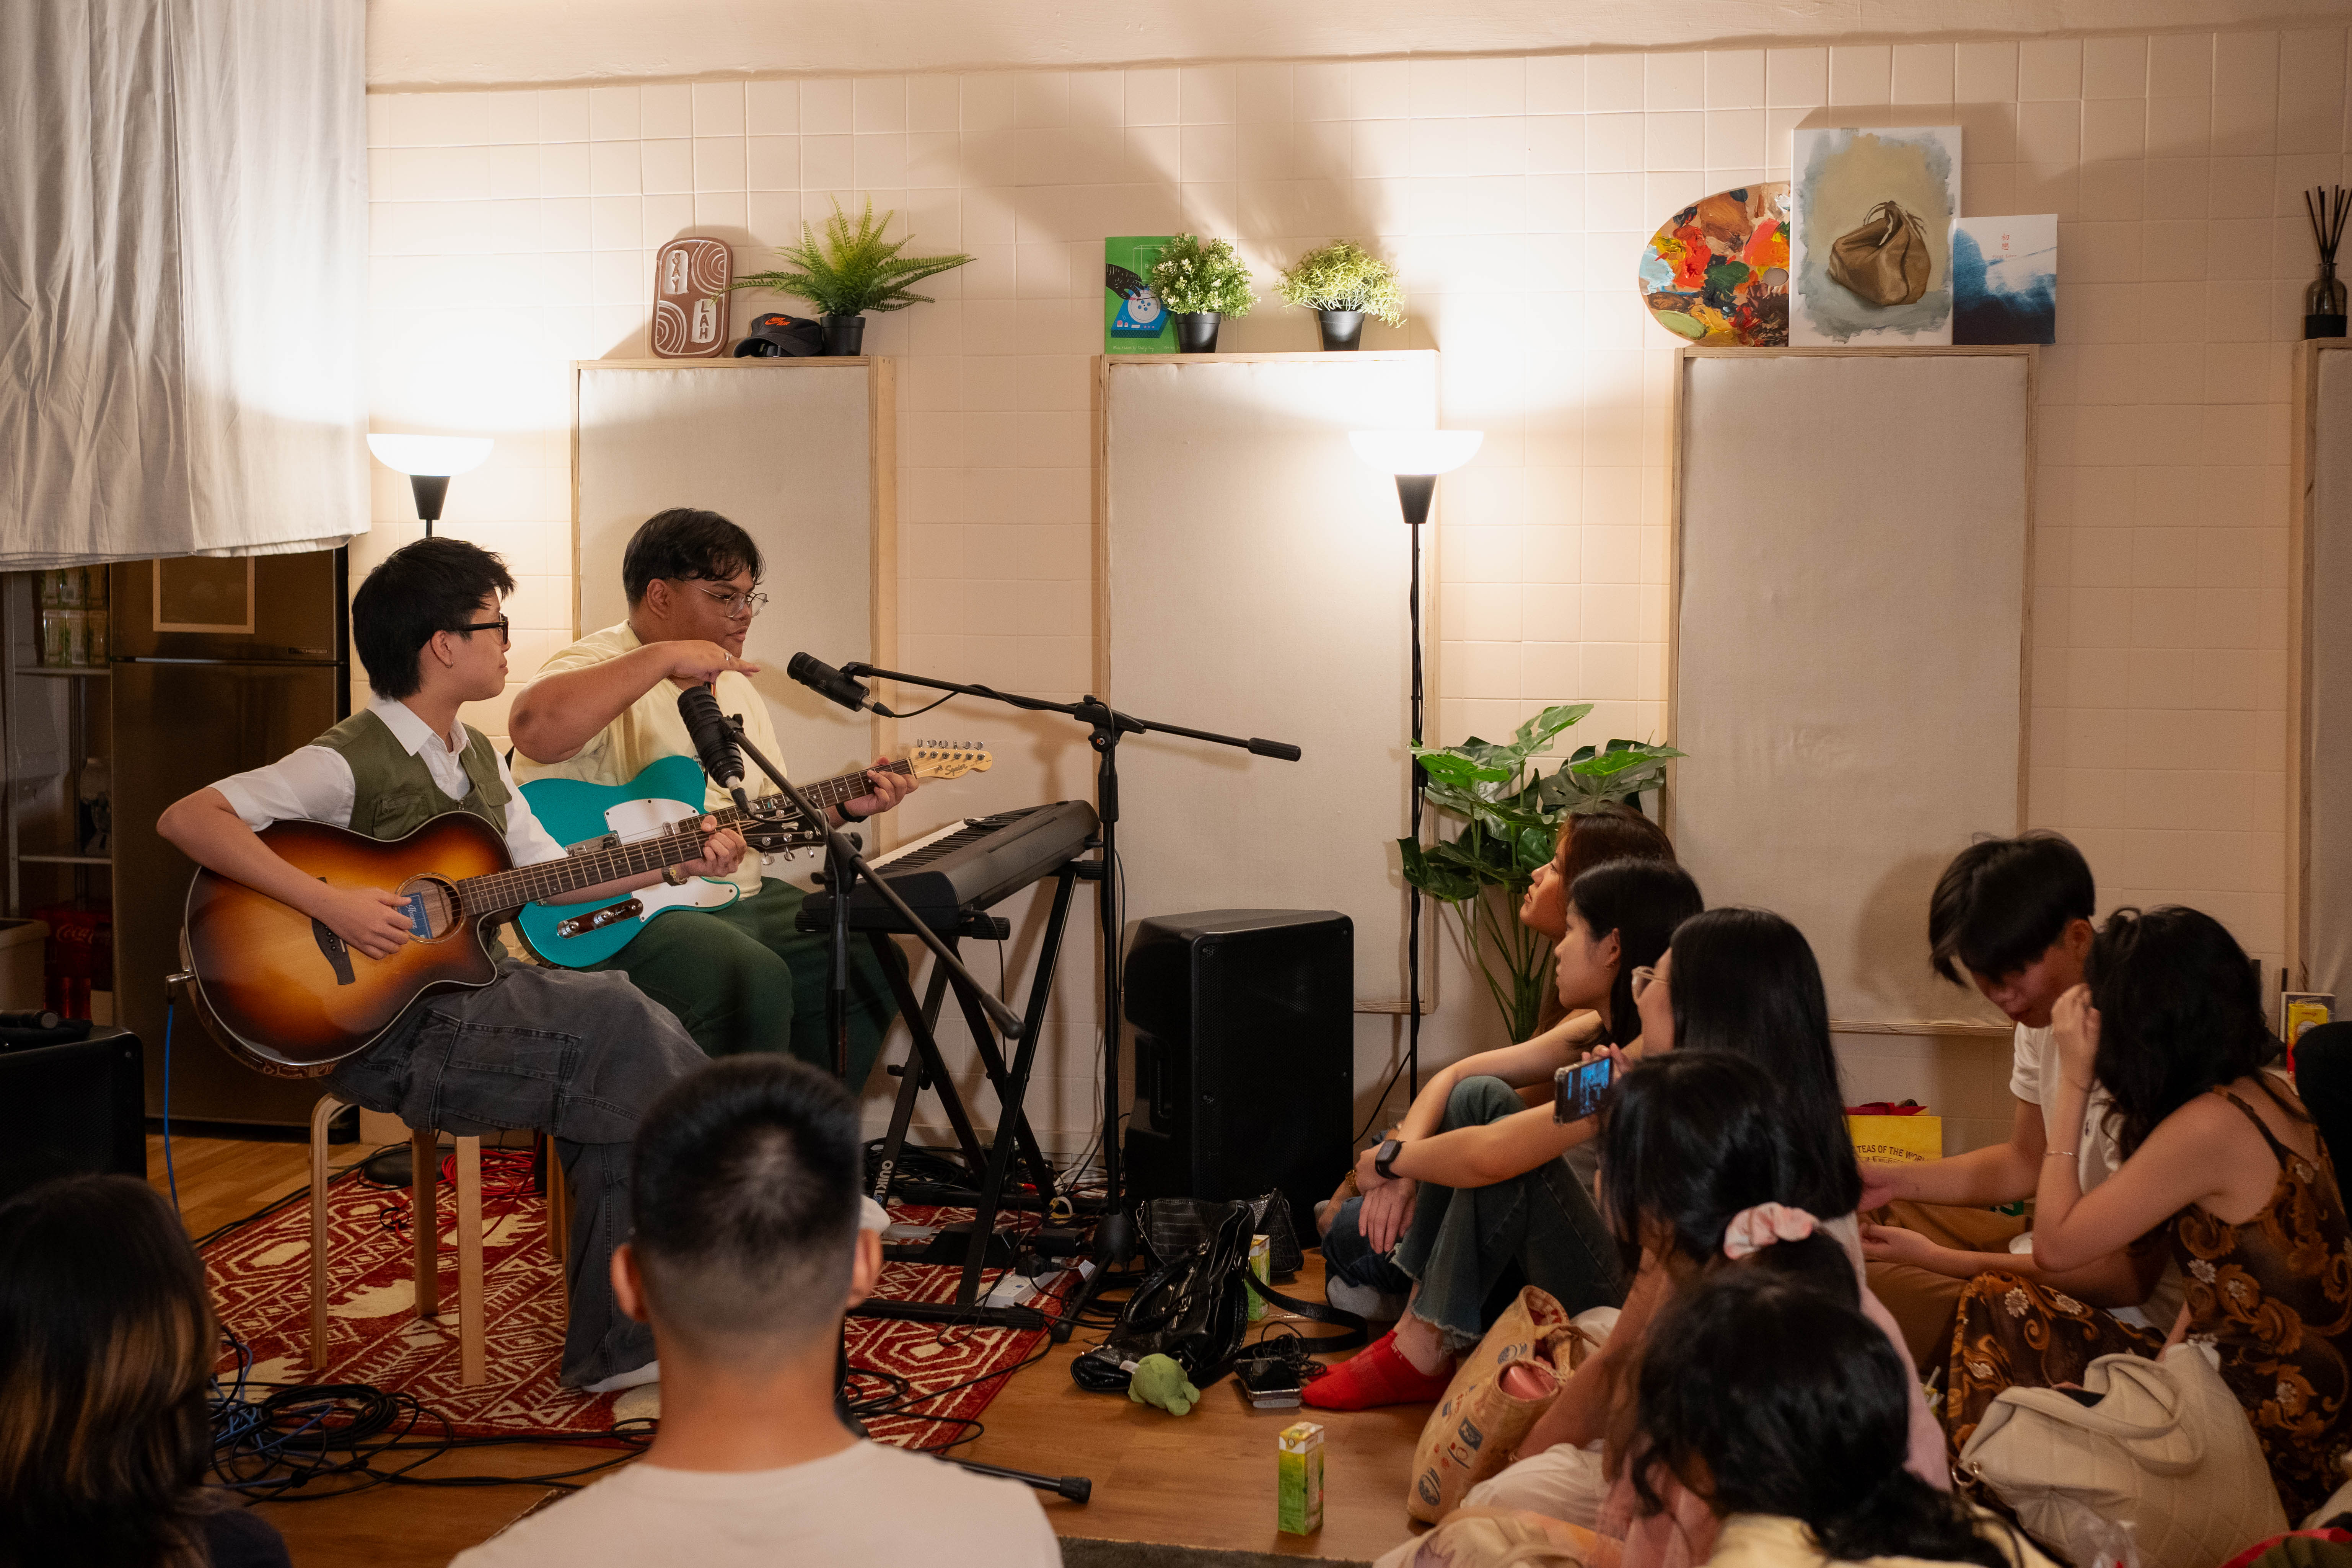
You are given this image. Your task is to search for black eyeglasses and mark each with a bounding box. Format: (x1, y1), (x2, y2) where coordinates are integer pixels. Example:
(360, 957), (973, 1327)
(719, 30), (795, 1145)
(452, 616), (511, 645)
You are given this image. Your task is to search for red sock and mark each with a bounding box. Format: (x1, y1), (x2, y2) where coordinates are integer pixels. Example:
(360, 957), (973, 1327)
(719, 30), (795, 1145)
(1302, 1330), (1454, 1410)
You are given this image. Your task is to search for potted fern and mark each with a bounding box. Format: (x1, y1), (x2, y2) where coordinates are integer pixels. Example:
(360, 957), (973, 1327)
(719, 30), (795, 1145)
(732, 199), (974, 356)
(1398, 706), (1684, 1043)
(1277, 239), (1406, 350)
(1147, 234), (1254, 353)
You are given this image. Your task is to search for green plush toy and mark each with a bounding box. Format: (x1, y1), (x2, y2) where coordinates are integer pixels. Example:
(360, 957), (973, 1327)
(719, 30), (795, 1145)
(1126, 1354), (1201, 1416)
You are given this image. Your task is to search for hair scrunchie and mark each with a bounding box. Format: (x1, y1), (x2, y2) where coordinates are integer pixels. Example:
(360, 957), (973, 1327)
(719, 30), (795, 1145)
(1721, 1202), (1819, 1260)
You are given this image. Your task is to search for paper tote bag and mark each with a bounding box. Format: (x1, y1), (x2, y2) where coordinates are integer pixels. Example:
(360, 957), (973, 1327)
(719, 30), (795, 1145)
(1406, 1287), (1592, 1524)
(1958, 1345), (2287, 1568)
(1826, 200), (1933, 307)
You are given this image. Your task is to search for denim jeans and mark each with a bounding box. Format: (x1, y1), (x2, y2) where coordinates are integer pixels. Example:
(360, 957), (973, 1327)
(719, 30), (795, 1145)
(328, 960), (707, 1388)
(1321, 1195), (1417, 1296)
(1391, 1075), (1628, 1354)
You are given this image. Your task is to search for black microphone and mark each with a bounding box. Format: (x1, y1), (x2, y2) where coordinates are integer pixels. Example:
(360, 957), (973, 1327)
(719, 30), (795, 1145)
(676, 685), (745, 790)
(787, 651), (873, 713)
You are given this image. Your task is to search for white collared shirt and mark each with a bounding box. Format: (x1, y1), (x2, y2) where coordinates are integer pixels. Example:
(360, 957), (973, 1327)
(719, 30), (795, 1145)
(212, 694), (568, 869)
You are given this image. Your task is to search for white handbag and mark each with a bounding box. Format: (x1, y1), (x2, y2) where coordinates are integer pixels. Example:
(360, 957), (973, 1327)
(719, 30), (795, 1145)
(1958, 1344), (2287, 1568)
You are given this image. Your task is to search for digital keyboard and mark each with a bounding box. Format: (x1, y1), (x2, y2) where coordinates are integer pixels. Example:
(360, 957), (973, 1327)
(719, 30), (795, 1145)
(799, 800), (1099, 933)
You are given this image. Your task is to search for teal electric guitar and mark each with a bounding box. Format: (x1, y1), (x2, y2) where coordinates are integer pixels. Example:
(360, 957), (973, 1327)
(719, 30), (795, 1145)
(513, 742), (991, 968)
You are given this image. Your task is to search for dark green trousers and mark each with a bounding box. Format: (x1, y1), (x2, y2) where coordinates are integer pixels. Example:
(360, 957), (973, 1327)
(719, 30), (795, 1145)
(589, 878), (901, 1089)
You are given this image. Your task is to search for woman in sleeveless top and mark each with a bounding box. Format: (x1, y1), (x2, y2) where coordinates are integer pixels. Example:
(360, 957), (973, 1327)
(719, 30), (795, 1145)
(1946, 907), (2352, 1519)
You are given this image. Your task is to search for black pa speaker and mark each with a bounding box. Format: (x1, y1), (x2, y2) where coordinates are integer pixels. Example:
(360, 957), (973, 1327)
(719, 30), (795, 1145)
(1122, 909), (1352, 1229)
(0, 1028), (146, 1204)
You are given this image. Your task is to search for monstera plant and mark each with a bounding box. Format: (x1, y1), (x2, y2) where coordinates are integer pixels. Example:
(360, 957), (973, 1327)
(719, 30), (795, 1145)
(1398, 706), (1684, 1043)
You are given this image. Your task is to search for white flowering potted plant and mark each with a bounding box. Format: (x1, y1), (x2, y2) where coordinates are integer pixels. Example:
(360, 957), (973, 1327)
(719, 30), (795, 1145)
(1276, 239), (1406, 350)
(1146, 234), (1255, 353)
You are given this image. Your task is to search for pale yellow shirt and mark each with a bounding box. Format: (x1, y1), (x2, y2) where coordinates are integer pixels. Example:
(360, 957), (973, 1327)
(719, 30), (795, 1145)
(513, 621), (779, 897)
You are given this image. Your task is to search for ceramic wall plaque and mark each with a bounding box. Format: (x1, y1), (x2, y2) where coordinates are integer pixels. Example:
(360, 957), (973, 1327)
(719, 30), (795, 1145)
(652, 237), (732, 358)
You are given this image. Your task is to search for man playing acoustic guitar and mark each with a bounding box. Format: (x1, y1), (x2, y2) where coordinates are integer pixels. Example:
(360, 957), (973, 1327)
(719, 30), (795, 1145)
(507, 508), (912, 1085)
(160, 538), (743, 1393)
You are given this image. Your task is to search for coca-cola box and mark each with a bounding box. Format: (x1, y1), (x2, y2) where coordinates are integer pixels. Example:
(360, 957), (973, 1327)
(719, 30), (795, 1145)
(33, 905), (111, 1021)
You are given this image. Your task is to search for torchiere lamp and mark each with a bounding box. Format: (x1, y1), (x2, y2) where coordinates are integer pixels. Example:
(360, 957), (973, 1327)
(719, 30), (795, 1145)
(367, 434), (494, 537)
(1349, 428), (1484, 1100)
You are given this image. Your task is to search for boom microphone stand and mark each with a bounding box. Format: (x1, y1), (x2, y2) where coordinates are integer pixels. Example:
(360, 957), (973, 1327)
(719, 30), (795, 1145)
(839, 661), (1300, 1333)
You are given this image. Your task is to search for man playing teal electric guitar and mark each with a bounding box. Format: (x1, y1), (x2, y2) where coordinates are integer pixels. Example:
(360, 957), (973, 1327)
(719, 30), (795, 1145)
(508, 508), (917, 1083)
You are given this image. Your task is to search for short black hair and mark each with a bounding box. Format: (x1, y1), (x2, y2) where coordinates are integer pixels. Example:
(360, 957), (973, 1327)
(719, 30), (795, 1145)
(350, 538), (515, 699)
(1667, 907), (1856, 1213)
(629, 1057), (860, 1356)
(1567, 858), (1704, 1045)
(1927, 831), (2096, 985)
(2089, 906), (2274, 1158)
(621, 508), (762, 606)
(1598, 1050), (1861, 1275)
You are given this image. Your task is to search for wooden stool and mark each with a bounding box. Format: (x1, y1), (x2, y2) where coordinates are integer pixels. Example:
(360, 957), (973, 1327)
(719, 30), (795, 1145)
(307, 1094), (486, 1386)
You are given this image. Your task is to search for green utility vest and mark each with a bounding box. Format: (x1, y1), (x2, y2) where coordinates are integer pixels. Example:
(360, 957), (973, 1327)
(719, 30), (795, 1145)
(313, 709), (510, 842)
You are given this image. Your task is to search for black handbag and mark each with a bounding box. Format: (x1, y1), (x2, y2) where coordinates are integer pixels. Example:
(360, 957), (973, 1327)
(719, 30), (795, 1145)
(1139, 1192), (1305, 1279)
(1071, 1198), (1367, 1395)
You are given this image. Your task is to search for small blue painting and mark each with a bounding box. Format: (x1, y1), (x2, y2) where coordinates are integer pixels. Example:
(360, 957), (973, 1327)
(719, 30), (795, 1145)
(1951, 215), (2056, 345)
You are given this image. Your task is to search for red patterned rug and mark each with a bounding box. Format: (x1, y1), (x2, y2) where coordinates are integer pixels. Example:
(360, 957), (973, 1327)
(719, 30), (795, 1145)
(201, 1161), (1074, 1450)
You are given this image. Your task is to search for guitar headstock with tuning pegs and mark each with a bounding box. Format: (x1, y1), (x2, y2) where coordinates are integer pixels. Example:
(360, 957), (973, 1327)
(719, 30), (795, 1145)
(906, 740), (992, 781)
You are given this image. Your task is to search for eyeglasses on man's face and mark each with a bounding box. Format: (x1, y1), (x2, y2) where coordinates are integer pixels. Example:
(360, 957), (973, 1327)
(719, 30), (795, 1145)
(686, 581), (769, 620)
(452, 616), (511, 645)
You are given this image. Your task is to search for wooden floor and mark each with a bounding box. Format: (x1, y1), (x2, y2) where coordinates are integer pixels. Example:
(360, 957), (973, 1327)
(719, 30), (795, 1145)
(157, 1132), (1424, 1565)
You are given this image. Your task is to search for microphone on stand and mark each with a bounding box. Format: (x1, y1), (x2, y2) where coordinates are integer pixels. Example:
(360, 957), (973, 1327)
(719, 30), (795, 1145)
(676, 685), (752, 816)
(787, 652), (875, 713)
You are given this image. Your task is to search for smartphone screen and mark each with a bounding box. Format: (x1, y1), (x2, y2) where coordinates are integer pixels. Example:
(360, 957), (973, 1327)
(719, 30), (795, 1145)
(1552, 1056), (1615, 1123)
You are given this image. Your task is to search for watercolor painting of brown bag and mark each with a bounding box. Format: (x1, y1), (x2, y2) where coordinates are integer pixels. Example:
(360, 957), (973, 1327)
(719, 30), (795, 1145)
(1404, 1286), (1595, 1524)
(1827, 200), (1932, 307)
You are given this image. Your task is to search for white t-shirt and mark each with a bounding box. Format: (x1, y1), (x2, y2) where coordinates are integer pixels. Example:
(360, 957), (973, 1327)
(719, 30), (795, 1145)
(2008, 1022), (2121, 1195)
(2006, 1021), (2186, 1329)
(449, 1440), (1062, 1568)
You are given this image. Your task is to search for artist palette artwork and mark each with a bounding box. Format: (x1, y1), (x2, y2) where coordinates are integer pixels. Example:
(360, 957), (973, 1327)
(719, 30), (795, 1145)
(652, 236), (732, 359)
(1639, 184), (1792, 346)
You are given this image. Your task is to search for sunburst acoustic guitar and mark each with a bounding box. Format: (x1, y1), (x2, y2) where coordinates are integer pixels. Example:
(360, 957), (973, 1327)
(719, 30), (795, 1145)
(183, 742), (990, 1078)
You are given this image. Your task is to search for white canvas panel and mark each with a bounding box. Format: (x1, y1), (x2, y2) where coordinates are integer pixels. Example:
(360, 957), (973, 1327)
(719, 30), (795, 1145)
(574, 363), (879, 794)
(1103, 353), (1439, 1008)
(2305, 352), (2352, 1000)
(1673, 350), (2028, 1027)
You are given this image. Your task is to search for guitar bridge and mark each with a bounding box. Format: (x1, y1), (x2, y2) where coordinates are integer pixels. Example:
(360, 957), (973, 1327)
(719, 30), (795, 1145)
(554, 898), (644, 939)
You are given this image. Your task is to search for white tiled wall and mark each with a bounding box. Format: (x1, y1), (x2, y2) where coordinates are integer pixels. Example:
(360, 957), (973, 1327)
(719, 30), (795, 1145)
(363, 28), (2347, 1142)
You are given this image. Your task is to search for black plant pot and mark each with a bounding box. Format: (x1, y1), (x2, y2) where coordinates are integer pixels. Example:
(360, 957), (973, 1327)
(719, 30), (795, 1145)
(1316, 309), (1365, 351)
(1173, 311), (1222, 353)
(823, 314), (868, 355)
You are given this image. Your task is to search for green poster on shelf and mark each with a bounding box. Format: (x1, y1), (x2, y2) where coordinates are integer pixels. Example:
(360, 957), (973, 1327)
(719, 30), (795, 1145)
(1104, 237), (1175, 354)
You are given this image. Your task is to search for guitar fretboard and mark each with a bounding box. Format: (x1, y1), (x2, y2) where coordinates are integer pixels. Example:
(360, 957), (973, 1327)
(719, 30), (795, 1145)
(454, 759), (911, 913)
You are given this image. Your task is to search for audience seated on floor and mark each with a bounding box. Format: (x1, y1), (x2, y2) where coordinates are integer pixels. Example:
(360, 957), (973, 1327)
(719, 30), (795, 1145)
(0, 1174), (292, 1568)
(450, 1056), (1060, 1568)
(1467, 1051), (1946, 1565)
(1321, 803), (1676, 1319)
(1617, 1240), (2054, 1568)
(1945, 905), (2352, 1521)
(1305, 857), (1704, 1410)
(1858, 832), (2172, 1372)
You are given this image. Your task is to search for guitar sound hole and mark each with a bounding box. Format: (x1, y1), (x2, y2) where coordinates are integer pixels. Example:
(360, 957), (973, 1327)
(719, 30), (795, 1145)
(396, 876), (462, 941)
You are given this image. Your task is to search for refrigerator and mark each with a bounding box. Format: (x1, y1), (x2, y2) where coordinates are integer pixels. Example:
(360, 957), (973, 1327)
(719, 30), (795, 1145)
(112, 551), (348, 1126)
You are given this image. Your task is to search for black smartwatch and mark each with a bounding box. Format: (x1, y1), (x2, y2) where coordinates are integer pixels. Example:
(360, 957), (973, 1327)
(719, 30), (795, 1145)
(1373, 1137), (1405, 1180)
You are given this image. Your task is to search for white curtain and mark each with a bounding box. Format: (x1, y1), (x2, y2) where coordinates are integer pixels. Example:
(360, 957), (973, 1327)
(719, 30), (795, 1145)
(0, 0), (367, 566)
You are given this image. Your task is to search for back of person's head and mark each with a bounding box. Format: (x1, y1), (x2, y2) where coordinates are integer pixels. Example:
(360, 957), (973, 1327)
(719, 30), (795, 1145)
(1630, 1265), (2012, 1568)
(630, 1057), (861, 1362)
(1569, 858), (1704, 1045)
(622, 507), (763, 605)
(1928, 830), (2095, 986)
(1559, 803), (1675, 884)
(1599, 1051), (1860, 1272)
(1667, 907), (1850, 1169)
(351, 537), (516, 699)
(0, 1176), (214, 1568)
(2088, 905), (2272, 1156)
